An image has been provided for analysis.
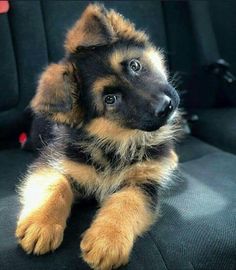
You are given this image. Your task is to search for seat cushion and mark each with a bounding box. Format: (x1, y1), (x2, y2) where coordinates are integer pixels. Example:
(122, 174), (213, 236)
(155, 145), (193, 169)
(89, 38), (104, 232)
(191, 108), (236, 154)
(0, 136), (235, 270)
(175, 135), (219, 162)
(155, 151), (236, 270)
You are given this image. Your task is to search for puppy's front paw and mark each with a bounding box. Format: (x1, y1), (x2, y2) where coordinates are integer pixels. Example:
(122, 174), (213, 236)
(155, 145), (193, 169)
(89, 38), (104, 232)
(81, 224), (133, 270)
(16, 213), (64, 255)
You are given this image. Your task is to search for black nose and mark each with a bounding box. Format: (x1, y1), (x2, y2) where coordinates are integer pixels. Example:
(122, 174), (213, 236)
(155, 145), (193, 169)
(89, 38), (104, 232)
(154, 95), (173, 119)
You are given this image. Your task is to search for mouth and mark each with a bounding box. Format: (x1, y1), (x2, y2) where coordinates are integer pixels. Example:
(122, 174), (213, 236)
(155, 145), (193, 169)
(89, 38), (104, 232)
(139, 120), (167, 132)
(140, 109), (178, 132)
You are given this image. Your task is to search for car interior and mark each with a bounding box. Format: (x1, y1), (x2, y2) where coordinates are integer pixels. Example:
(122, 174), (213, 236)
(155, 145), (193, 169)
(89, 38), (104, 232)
(0, 1), (235, 270)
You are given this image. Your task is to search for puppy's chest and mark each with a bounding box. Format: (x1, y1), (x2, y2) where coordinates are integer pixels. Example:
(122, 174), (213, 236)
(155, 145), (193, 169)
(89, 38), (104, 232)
(65, 142), (143, 172)
(62, 140), (173, 201)
(63, 142), (145, 197)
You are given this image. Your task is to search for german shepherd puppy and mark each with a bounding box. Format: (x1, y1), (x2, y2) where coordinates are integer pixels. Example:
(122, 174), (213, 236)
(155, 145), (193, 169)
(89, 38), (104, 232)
(16, 4), (181, 270)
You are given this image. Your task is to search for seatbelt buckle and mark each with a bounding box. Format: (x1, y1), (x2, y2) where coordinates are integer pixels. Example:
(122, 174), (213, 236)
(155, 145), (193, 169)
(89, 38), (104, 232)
(208, 59), (236, 84)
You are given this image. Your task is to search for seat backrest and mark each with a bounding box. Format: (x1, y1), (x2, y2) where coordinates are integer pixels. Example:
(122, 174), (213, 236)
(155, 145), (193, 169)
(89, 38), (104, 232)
(162, 0), (236, 109)
(208, 0), (236, 106)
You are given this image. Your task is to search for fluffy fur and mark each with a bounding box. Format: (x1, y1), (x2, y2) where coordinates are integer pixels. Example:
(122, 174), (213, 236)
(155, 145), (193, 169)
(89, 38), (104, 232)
(16, 4), (182, 270)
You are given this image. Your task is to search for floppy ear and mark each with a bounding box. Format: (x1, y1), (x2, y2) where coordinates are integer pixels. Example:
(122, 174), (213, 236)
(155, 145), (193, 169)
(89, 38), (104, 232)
(31, 62), (83, 125)
(64, 3), (116, 53)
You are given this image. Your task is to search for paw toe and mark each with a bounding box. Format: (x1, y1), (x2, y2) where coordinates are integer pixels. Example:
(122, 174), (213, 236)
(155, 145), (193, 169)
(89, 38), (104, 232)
(16, 220), (64, 255)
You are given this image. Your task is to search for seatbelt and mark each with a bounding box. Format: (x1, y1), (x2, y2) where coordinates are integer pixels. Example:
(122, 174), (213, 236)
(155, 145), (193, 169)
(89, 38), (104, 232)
(189, 0), (235, 84)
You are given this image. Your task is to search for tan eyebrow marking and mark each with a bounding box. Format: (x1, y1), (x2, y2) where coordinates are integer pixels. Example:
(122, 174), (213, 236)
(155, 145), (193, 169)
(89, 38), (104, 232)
(91, 75), (118, 113)
(92, 75), (117, 94)
(143, 47), (168, 81)
(109, 48), (142, 73)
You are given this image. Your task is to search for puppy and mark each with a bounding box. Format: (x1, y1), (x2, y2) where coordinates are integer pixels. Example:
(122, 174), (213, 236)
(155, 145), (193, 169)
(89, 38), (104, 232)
(16, 4), (181, 270)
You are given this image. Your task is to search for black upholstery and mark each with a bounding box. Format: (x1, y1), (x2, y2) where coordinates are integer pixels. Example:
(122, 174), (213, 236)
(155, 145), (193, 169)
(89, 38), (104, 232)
(209, 0), (236, 88)
(0, 1), (235, 270)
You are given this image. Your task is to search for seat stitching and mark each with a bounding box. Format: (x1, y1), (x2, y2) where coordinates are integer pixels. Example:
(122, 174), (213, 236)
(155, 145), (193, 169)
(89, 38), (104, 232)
(7, 13), (20, 107)
(39, 0), (49, 62)
(147, 231), (169, 270)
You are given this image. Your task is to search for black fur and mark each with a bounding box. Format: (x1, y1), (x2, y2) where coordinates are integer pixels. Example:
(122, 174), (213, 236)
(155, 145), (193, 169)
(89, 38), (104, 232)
(139, 181), (159, 211)
(69, 41), (179, 131)
(56, 125), (174, 171)
(146, 142), (173, 160)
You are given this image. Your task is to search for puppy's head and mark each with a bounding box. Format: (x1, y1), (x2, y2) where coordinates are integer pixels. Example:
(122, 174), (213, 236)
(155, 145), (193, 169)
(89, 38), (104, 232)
(31, 4), (179, 136)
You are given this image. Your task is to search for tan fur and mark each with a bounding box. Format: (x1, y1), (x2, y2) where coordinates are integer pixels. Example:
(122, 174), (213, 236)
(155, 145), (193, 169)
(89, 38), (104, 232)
(31, 63), (71, 112)
(90, 147), (109, 167)
(86, 117), (138, 142)
(16, 167), (73, 255)
(170, 149), (179, 164)
(80, 186), (155, 270)
(65, 4), (116, 53)
(61, 158), (126, 201)
(125, 150), (178, 185)
(109, 46), (167, 83)
(16, 115), (180, 257)
(109, 48), (143, 73)
(64, 4), (148, 54)
(62, 159), (98, 188)
(31, 63), (83, 126)
(107, 9), (149, 44)
(144, 47), (168, 81)
(91, 76), (118, 112)
(85, 113), (181, 162)
(16, 119), (180, 259)
(92, 76), (117, 94)
(51, 108), (83, 126)
(60, 148), (177, 203)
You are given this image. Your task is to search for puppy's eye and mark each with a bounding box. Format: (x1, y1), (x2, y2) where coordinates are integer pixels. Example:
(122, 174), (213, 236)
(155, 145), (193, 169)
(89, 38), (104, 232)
(129, 59), (142, 73)
(104, 95), (117, 105)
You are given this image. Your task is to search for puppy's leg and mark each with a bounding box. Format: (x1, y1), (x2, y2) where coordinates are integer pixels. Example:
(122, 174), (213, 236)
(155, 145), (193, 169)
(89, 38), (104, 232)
(16, 166), (74, 255)
(81, 185), (158, 270)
